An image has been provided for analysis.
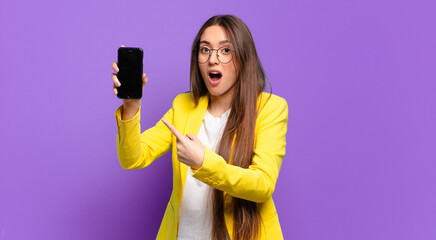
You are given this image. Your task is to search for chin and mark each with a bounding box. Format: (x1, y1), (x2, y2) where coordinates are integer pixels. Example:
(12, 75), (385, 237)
(208, 86), (233, 98)
(203, 76), (236, 99)
(207, 89), (223, 97)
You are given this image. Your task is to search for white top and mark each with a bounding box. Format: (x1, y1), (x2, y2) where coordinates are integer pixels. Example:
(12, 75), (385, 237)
(177, 109), (231, 240)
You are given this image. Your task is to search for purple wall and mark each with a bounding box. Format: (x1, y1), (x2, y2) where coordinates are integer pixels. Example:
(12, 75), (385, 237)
(1, 0), (435, 239)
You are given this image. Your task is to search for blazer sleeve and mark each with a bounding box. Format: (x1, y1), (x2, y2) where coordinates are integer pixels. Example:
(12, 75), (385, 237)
(192, 95), (288, 203)
(115, 100), (175, 170)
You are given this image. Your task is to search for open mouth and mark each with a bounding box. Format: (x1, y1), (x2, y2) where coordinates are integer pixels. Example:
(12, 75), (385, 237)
(209, 72), (222, 82)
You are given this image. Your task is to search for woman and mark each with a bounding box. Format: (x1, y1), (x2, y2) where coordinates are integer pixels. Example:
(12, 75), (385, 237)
(112, 15), (288, 240)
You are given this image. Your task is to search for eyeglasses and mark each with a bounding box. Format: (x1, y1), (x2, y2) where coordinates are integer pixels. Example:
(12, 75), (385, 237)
(198, 46), (234, 64)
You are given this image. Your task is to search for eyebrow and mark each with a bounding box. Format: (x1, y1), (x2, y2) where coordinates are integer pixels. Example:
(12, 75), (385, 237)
(199, 40), (231, 45)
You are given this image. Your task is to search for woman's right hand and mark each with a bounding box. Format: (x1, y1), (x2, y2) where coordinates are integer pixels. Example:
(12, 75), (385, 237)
(111, 45), (148, 120)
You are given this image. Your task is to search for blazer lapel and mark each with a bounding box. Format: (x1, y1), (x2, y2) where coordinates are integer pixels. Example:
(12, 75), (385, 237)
(179, 95), (209, 189)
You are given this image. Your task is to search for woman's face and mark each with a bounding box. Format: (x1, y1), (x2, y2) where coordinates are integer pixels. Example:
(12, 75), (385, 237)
(198, 25), (238, 100)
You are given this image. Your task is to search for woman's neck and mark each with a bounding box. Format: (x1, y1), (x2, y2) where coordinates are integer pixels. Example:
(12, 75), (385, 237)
(208, 93), (233, 118)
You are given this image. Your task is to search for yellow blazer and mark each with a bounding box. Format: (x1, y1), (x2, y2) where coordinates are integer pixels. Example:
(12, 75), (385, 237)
(115, 92), (288, 239)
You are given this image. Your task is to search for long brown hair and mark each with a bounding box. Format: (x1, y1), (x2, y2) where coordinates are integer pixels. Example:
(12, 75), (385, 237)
(190, 15), (270, 240)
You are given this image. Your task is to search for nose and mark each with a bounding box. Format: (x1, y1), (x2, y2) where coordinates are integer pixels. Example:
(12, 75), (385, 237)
(209, 50), (219, 65)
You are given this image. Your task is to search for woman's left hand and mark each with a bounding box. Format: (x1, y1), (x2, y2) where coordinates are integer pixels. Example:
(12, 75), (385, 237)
(162, 119), (204, 169)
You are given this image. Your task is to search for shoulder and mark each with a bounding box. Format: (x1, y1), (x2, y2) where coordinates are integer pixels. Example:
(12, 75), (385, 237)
(171, 92), (207, 111)
(173, 92), (192, 103)
(257, 92), (288, 114)
(171, 92), (194, 109)
(256, 92), (289, 128)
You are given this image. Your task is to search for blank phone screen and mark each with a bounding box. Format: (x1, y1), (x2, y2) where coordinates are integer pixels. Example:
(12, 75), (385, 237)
(117, 47), (143, 99)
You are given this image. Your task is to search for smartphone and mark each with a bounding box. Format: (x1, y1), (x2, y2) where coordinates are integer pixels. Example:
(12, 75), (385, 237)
(117, 47), (143, 99)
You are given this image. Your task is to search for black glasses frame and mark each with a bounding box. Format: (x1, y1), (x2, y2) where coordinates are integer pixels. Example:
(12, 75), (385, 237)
(198, 47), (234, 64)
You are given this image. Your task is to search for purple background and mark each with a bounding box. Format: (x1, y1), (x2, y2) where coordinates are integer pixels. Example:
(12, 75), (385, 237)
(1, 0), (435, 239)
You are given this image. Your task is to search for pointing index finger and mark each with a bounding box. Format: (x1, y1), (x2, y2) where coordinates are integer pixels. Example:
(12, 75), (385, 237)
(162, 119), (185, 141)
